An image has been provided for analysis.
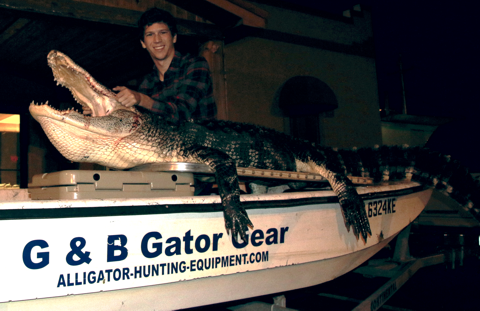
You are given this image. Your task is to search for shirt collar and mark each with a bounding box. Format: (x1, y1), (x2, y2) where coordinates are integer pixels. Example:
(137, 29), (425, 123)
(151, 50), (181, 71)
(169, 50), (182, 70)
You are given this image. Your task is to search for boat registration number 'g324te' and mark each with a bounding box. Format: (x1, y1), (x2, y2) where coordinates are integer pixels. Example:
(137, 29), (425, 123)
(366, 198), (396, 218)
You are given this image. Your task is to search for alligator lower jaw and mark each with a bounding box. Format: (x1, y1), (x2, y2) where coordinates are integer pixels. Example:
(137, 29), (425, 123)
(29, 102), (78, 123)
(33, 115), (120, 166)
(29, 102), (126, 138)
(30, 102), (144, 140)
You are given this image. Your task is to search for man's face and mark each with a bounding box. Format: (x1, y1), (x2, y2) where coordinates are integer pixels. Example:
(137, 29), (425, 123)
(141, 22), (177, 63)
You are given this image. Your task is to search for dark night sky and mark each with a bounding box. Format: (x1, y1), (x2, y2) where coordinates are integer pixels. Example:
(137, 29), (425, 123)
(282, 0), (480, 119)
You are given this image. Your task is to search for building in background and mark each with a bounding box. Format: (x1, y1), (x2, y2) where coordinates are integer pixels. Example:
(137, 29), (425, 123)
(0, 0), (398, 185)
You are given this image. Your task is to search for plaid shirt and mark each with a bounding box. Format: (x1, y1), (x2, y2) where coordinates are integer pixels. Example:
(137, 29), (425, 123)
(138, 51), (217, 124)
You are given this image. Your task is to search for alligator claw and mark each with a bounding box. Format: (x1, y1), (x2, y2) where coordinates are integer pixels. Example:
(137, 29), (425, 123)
(223, 199), (253, 242)
(339, 194), (371, 242)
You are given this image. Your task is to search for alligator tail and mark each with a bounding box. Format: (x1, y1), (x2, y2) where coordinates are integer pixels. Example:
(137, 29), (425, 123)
(344, 145), (480, 223)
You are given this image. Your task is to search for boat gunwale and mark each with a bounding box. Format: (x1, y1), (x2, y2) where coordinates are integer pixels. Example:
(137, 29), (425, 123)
(0, 181), (428, 220)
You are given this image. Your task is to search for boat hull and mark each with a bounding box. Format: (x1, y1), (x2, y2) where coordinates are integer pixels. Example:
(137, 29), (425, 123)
(0, 182), (431, 310)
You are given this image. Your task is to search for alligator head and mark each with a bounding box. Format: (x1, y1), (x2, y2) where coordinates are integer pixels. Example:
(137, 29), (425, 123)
(30, 50), (145, 169)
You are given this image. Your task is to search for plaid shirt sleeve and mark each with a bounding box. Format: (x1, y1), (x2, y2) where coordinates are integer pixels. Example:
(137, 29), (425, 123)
(138, 52), (216, 124)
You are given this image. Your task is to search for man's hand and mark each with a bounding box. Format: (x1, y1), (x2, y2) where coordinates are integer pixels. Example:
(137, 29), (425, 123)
(113, 86), (142, 108)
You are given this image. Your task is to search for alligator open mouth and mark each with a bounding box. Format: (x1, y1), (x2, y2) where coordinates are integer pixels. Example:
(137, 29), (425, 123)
(47, 50), (121, 117)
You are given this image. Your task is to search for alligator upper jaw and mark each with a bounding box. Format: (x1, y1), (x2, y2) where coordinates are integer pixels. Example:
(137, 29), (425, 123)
(47, 50), (120, 117)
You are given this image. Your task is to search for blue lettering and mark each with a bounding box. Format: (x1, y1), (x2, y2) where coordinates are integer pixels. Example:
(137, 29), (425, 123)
(66, 237), (91, 266)
(195, 234), (211, 253)
(152, 264), (159, 276)
(265, 228), (278, 245)
(204, 258), (212, 269)
(251, 230), (264, 247)
(143, 265), (150, 277)
(180, 261), (187, 272)
(171, 262), (178, 273)
(107, 235), (128, 262)
(123, 267), (130, 280)
(75, 273), (82, 285)
(232, 234), (248, 249)
(280, 227), (289, 243)
(67, 273), (74, 286)
(134, 266), (142, 279)
(221, 256), (228, 267)
(23, 240), (49, 269)
(113, 268), (121, 281)
(183, 230), (194, 254)
(141, 232), (162, 258)
(57, 274), (66, 287)
(97, 271), (105, 283)
(105, 269), (113, 282)
(197, 259), (204, 271)
(213, 233), (223, 251)
(165, 237), (181, 256)
(88, 271), (96, 284)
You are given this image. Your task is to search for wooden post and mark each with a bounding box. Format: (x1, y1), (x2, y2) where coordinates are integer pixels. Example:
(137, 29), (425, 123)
(200, 40), (228, 120)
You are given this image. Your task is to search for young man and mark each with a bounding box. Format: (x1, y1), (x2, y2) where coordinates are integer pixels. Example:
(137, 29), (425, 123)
(113, 8), (217, 123)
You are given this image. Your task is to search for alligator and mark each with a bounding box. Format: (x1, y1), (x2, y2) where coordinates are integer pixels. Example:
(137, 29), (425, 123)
(30, 50), (480, 242)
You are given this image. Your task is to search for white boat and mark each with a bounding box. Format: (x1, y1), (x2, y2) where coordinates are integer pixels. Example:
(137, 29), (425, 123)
(0, 170), (433, 311)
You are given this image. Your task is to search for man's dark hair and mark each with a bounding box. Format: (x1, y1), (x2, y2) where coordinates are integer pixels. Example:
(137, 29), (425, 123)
(138, 8), (178, 40)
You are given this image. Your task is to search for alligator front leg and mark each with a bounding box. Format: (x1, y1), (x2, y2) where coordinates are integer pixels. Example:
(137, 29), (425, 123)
(334, 177), (371, 241)
(192, 146), (254, 241)
(314, 160), (371, 241)
(299, 147), (372, 242)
